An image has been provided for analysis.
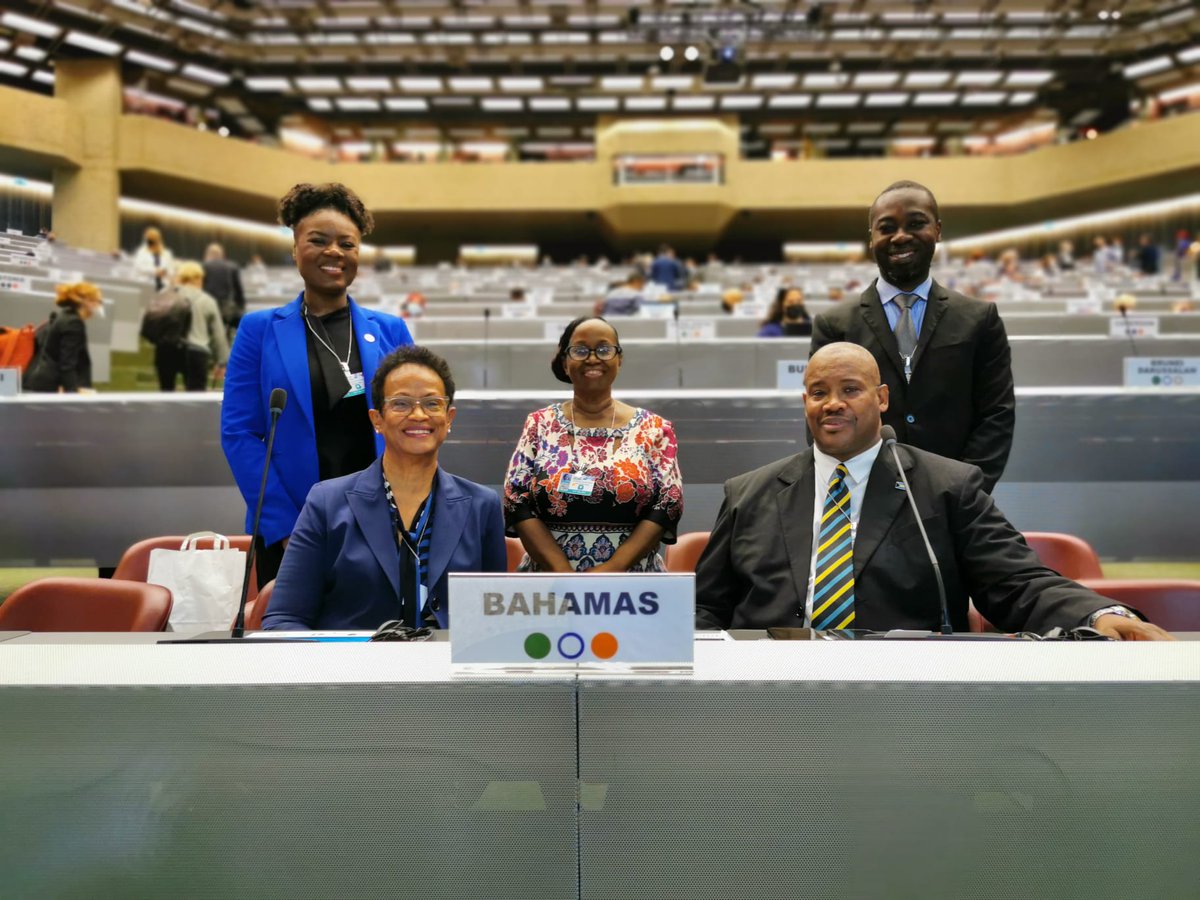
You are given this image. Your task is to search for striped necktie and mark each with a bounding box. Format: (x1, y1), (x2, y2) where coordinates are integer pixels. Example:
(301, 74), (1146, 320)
(812, 464), (856, 631)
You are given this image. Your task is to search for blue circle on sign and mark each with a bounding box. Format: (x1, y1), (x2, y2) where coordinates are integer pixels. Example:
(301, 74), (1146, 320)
(905, 414), (915, 424)
(557, 632), (585, 659)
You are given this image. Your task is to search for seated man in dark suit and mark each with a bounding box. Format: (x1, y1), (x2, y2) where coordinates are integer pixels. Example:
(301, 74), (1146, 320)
(695, 343), (1170, 640)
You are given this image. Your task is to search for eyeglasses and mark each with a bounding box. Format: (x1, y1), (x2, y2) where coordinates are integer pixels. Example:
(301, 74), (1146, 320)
(381, 396), (450, 416)
(565, 343), (621, 362)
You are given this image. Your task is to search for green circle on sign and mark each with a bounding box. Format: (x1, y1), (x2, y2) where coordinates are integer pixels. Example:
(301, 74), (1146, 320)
(1152, 375), (1161, 385)
(524, 633), (551, 659)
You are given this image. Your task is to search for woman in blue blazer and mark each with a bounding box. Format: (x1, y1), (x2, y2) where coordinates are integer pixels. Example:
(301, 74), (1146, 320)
(262, 346), (507, 630)
(221, 183), (412, 587)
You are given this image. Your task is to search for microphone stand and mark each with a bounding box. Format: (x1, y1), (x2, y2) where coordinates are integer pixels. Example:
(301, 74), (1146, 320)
(483, 307), (490, 389)
(1119, 306), (1138, 356)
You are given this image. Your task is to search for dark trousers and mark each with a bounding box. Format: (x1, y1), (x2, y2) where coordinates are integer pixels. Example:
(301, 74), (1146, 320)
(156, 344), (210, 391)
(253, 535), (286, 591)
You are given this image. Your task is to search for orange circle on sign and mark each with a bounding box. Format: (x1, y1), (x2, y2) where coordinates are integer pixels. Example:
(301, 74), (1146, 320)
(591, 632), (619, 659)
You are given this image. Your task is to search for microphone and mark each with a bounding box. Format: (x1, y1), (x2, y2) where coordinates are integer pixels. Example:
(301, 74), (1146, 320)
(673, 302), (683, 388)
(880, 425), (952, 636)
(482, 307), (490, 389)
(1118, 303), (1138, 355)
(232, 387), (287, 636)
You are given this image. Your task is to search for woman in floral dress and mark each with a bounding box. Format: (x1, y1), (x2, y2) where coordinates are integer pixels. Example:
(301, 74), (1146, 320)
(503, 316), (683, 572)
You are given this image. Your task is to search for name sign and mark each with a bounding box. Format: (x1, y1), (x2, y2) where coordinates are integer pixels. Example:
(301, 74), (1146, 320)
(449, 573), (694, 666)
(1110, 315), (1159, 339)
(0, 273), (33, 292)
(8, 254), (36, 267)
(1123, 357), (1200, 388)
(0, 368), (20, 396)
(673, 319), (715, 340)
(1065, 298), (1102, 315)
(777, 360), (807, 390)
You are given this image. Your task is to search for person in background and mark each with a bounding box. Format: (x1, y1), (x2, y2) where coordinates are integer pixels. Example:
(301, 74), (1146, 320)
(811, 180), (1015, 494)
(202, 243), (246, 339)
(649, 244), (685, 291)
(595, 271), (647, 316)
(263, 346), (506, 631)
(1136, 234), (1161, 276)
(695, 343), (1171, 640)
(221, 182), (413, 589)
(159, 261), (229, 392)
(23, 282), (103, 393)
(1056, 239), (1076, 271)
(758, 287), (813, 337)
(504, 316), (683, 572)
(132, 227), (175, 292)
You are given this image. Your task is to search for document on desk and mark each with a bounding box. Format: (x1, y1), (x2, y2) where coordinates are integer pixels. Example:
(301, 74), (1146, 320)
(694, 631), (735, 641)
(246, 631), (374, 642)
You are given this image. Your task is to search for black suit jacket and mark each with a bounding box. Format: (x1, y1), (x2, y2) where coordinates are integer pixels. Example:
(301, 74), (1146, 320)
(694, 444), (1107, 634)
(810, 279), (1015, 493)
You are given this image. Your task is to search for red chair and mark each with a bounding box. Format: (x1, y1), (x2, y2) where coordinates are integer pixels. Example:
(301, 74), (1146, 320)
(505, 537), (526, 573)
(114, 534), (258, 605)
(0, 577), (172, 632)
(1022, 532), (1103, 580)
(666, 531), (711, 573)
(237, 579), (272, 630)
(1079, 579), (1200, 632)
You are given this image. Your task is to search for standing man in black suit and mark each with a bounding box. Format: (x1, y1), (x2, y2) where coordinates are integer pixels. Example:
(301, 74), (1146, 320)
(202, 242), (246, 341)
(694, 343), (1168, 640)
(810, 181), (1014, 493)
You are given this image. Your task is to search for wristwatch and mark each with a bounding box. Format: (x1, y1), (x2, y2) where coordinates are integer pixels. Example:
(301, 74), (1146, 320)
(1087, 605), (1140, 628)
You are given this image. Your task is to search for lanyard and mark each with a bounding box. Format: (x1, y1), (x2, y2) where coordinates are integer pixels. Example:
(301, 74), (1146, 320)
(302, 302), (354, 378)
(384, 473), (434, 624)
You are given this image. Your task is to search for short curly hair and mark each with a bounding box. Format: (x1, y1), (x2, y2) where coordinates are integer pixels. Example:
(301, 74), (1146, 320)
(371, 345), (457, 409)
(277, 183), (374, 236)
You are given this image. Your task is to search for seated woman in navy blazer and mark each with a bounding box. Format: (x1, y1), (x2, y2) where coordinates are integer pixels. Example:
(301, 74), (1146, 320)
(262, 346), (507, 630)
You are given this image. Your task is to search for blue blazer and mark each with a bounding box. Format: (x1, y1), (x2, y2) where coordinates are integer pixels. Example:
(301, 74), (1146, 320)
(220, 294), (412, 545)
(262, 460), (508, 631)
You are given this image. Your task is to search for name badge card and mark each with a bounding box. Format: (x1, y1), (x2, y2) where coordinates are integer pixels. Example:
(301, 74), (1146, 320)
(449, 573), (694, 666)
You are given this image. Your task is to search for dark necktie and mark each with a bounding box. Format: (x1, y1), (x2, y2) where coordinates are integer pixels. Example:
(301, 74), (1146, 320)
(894, 293), (918, 382)
(811, 465), (855, 631)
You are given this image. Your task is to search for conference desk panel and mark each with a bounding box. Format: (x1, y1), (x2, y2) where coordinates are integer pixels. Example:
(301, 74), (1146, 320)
(1, 639), (1197, 900)
(2, 389), (1199, 565)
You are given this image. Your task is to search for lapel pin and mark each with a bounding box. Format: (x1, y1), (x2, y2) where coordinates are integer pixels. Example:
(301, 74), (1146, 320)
(894, 481), (906, 491)
(364, 333), (376, 343)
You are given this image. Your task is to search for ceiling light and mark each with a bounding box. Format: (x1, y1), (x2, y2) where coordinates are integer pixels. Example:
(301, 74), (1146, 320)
(335, 98), (381, 112)
(652, 76), (693, 91)
(601, 76), (643, 91)
(16, 46), (46, 62)
(482, 97), (523, 111)
(660, 46), (675, 62)
(347, 77), (392, 92)
(1123, 56), (1172, 79)
(627, 96), (667, 111)
(1, 12), (61, 39)
(853, 72), (900, 88)
(864, 93), (909, 107)
(803, 73), (845, 89)
(127, 50), (177, 72)
(961, 92), (1007, 105)
(721, 95), (763, 109)
(578, 97), (618, 111)
(684, 45), (701, 62)
(65, 31), (122, 55)
(913, 92), (958, 105)
(673, 95), (715, 110)
(499, 77), (543, 92)
(448, 77), (493, 92)
(398, 77), (442, 92)
(296, 77), (341, 92)
(32, 70), (55, 85)
(1177, 46), (1200, 65)
(182, 64), (230, 86)
(904, 72), (951, 88)
(1009, 92), (1036, 104)
(816, 93), (860, 107)
(752, 73), (797, 89)
(1005, 70), (1054, 87)
(955, 71), (1003, 87)
(0, 61), (30, 78)
(530, 97), (570, 111)
(384, 98), (430, 111)
(768, 94), (811, 108)
(306, 98), (333, 112)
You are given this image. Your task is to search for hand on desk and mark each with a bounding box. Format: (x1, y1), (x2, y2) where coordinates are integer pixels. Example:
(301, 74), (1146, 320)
(1093, 615), (1174, 641)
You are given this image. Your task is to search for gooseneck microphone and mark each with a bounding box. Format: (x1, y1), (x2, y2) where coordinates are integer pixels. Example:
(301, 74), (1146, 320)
(233, 387), (287, 637)
(1118, 304), (1138, 356)
(482, 307), (491, 389)
(880, 425), (952, 635)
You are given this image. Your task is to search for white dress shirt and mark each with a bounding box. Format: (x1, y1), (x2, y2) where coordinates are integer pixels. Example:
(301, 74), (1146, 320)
(803, 440), (883, 623)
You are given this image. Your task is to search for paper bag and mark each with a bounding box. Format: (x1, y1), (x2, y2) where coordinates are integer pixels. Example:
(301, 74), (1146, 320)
(147, 531), (246, 631)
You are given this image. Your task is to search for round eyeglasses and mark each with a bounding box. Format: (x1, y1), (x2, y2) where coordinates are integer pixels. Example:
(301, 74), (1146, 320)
(565, 343), (621, 362)
(382, 396), (450, 416)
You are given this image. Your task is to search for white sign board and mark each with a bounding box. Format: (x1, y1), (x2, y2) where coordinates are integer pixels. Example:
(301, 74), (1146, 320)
(1065, 298), (1102, 315)
(1110, 315), (1159, 339)
(673, 319), (716, 341)
(501, 302), (536, 318)
(449, 573), (694, 666)
(1122, 357), (1200, 388)
(8, 254), (36, 267)
(777, 360), (808, 390)
(48, 269), (83, 283)
(0, 273), (33, 292)
(0, 368), (20, 396)
(543, 320), (572, 341)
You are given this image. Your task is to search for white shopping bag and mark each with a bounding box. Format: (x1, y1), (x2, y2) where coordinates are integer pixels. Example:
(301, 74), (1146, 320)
(147, 532), (246, 631)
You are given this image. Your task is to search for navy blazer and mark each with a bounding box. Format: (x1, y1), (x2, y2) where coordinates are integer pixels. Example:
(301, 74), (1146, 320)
(262, 460), (507, 630)
(220, 294), (412, 545)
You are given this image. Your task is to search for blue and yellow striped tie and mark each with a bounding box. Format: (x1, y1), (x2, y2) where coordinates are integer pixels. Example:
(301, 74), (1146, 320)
(812, 464), (856, 630)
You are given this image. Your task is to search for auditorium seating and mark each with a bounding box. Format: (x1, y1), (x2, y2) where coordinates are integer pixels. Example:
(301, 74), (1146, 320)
(243, 579), (271, 630)
(0, 576), (172, 631)
(1023, 532), (1104, 580)
(114, 534), (258, 606)
(666, 531), (711, 573)
(1079, 579), (1200, 632)
(505, 537), (525, 573)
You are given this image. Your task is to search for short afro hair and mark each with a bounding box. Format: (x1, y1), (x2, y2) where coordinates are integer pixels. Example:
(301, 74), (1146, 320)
(371, 345), (456, 410)
(869, 180), (940, 225)
(278, 182), (374, 236)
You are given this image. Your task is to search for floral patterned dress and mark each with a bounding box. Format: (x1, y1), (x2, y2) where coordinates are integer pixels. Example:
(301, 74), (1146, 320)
(503, 404), (684, 571)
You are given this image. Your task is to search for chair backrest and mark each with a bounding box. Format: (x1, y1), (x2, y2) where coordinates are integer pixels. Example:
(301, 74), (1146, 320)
(238, 579), (272, 630)
(0, 577), (173, 632)
(1079, 579), (1200, 632)
(114, 534), (257, 603)
(1022, 531), (1103, 580)
(666, 531), (711, 573)
(505, 537), (525, 573)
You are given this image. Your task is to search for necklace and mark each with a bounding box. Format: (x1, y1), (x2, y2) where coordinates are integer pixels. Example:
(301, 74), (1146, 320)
(302, 301), (354, 378)
(567, 400), (618, 469)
